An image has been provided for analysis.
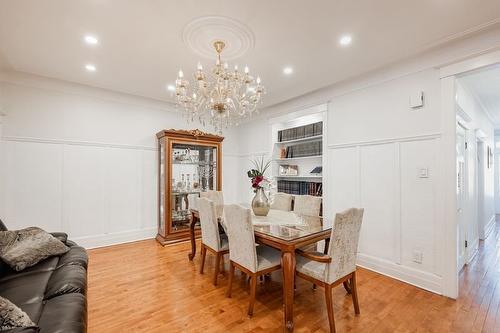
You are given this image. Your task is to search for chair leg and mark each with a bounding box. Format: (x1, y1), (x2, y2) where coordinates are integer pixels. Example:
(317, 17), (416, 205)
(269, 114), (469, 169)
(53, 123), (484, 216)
(220, 254), (225, 274)
(213, 252), (221, 286)
(324, 284), (336, 333)
(343, 281), (352, 294)
(226, 262), (235, 298)
(248, 274), (257, 316)
(200, 245), (207, 274)
(351, 272), (360, 315)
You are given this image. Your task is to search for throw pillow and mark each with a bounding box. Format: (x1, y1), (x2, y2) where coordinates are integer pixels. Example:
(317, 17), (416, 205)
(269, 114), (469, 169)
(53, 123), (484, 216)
(0, 227), (69, 271)
(0, 296), (36, 330)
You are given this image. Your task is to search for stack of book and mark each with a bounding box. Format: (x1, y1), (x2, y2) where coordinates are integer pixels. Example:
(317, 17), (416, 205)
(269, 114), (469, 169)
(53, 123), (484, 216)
(278, 121), (322, 142)
(277, 180), (322, 196)
(283, 141), (322, 158)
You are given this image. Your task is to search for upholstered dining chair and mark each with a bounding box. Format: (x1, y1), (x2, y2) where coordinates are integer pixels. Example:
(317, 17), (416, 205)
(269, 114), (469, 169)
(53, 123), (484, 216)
(198, 197), (229, 286)
(295, 208), (364, 333)
(200, 190), (224, 217)
(270, 192), (293, 211)
(224, 204), (282, 316)
(293, 194), (322, 216)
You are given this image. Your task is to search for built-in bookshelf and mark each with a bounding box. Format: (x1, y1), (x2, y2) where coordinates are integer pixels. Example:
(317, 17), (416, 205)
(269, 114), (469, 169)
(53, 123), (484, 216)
(271, 116), (324, 197)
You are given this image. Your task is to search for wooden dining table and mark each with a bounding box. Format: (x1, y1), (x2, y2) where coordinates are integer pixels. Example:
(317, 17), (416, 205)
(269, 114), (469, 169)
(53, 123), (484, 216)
(188, 208), (332, 332)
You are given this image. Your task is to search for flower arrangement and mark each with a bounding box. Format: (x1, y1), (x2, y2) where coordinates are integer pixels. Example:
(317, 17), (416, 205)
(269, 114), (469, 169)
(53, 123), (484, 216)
(247, 156), (271, 192)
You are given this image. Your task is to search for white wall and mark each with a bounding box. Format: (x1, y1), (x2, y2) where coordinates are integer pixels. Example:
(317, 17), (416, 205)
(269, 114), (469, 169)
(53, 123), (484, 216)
(233, 27), (500, 296)
(0, 72), (241, 248)
(456, 80), (495, 243)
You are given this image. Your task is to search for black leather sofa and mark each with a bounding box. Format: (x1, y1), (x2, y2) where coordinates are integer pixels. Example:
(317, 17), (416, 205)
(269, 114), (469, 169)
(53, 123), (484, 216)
(0, 219), (88, 333)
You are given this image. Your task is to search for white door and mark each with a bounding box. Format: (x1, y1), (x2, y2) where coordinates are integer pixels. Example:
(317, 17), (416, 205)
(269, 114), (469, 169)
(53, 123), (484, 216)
(456, 124), (467, 271)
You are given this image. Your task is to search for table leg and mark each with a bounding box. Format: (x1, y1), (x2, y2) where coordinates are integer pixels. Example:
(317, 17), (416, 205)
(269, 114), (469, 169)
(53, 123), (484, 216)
(281, 250), (296, 332)
(323, 237), (330, 255)
(188, 212), (198, 261)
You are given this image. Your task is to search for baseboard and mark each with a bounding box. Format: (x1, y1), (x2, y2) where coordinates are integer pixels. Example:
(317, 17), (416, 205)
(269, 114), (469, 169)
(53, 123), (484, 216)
(483, 215), (496, 240)
(72, 228), (156, 249)
(467, 238), (479, 264)
(357, 253), (442, 295)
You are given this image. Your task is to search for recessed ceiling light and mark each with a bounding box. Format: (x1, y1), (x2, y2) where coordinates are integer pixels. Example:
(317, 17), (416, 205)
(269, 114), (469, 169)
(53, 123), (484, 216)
(85, 64), (96, 72)
(84, 35), (99, 45)
(283, 67), (293, 75)
(167, 84), (175, 92)
(339, 35), (352, 46)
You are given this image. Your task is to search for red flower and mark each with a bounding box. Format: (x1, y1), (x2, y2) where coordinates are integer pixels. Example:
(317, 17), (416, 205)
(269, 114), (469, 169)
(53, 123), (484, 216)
(252, 175), (263, 188)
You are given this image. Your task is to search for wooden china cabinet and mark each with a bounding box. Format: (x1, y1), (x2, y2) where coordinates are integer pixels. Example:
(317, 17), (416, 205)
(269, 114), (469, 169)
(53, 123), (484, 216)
(156, 129), (223, 245)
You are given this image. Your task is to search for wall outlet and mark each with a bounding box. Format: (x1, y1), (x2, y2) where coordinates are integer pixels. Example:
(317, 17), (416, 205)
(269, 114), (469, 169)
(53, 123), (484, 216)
(419, 168), (429, 178)
(412, 250), (423, 264)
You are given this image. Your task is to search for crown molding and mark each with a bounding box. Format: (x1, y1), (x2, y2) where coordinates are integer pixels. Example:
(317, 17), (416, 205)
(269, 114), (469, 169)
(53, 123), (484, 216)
(0, 70), (178, 114)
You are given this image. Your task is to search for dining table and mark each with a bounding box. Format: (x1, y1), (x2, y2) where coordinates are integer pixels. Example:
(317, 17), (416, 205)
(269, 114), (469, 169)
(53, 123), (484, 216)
(188, 208), (332, 332)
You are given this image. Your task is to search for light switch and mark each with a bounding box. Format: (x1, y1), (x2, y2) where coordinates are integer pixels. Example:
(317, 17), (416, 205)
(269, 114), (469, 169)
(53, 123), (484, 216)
(409, 91), (424, 109)
(419, 168), (429, 178)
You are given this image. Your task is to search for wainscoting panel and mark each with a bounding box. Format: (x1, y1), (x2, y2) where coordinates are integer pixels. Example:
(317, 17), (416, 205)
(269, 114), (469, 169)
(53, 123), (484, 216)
(359, 144), (397, 262)
(0, 141), (63, 232)
(62, 144), (108, 238)
(328, 135), (443, 293)
(400, 139), (438, 274)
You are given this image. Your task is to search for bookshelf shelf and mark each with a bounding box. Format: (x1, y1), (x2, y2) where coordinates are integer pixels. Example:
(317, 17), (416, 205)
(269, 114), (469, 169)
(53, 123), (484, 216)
(276, 175), (322, 179)
(275, 134), (323, 145)
(274, 155), (322, 162)
(271, 118), (324, 197)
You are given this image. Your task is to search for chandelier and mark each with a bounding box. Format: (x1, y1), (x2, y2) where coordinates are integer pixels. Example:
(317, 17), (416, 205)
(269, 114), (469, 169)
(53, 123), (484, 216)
(175, 40), (265, 133)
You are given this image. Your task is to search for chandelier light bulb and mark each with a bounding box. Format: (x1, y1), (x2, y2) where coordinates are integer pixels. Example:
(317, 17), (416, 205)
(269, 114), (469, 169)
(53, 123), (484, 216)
(224, 62), (229, 69)
(197, 62), (203, 70)
(256, 76), (261, 84)
(178, 70), (184, 78)
(193, 93), (197, 99)
(244, 66), (249, 74)
(234, 65), (238, 71)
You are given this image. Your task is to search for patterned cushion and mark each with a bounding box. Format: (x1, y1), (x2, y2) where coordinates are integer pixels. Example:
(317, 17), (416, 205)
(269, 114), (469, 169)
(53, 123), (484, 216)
(0, 227), (69, 272)
(0, 296), (37, 330)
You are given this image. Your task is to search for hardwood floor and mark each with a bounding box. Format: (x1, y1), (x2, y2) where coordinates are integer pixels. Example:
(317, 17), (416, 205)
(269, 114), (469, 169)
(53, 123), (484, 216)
(88, 220), (500, 332)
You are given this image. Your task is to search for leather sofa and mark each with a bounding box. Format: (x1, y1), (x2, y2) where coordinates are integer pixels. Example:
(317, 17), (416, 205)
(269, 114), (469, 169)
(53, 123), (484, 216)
(0, 219), (88, 333)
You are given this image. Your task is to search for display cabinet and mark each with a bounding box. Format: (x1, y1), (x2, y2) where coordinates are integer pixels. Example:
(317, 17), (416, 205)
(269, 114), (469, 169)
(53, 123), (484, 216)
(156, 129), (223, 245)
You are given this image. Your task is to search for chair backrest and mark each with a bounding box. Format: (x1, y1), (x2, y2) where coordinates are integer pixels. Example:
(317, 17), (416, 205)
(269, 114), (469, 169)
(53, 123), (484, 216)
(326, 208), (364, 283)
(271, 192), (293, 211)
(293, 195), (322, 216)
(200, 190), (224, 217)
(224, 204), (258, 273)
(198, 198), (221, 251)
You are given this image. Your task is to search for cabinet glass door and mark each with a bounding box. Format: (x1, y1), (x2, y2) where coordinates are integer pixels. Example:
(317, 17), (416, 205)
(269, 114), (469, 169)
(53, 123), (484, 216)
(169, 141), (218, 232)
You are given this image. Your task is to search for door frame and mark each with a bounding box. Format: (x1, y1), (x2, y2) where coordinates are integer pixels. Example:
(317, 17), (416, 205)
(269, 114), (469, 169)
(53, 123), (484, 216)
(439, 49), (500, 299)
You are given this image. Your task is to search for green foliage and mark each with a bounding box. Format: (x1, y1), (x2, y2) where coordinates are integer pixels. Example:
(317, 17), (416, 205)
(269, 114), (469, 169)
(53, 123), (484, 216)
(247, 156), (271, 178)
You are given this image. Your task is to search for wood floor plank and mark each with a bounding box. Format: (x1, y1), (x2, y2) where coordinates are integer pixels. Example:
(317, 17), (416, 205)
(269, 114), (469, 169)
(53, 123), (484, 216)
(87, 219), (500, 332)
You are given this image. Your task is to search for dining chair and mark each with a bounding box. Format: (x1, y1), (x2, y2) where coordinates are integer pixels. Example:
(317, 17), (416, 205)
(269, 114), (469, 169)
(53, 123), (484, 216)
(198, 197), (229, 286)
(295, 208), (364, 333)
(224, 204), (282, 316)
(200, 190), (224, 217)
(293, 194), (322, 216)
(270, 192), (293, 211)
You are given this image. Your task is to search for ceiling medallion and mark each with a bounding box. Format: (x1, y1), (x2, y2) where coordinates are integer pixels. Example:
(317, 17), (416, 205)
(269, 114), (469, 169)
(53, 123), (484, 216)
(174, 39), (265, 133)
(182, 16), (255, 61)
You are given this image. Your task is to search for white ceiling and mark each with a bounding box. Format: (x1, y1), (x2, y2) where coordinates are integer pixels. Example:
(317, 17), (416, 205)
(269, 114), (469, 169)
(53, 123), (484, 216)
(460, 65), (500, 126)
(0, 0), (500, 107)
